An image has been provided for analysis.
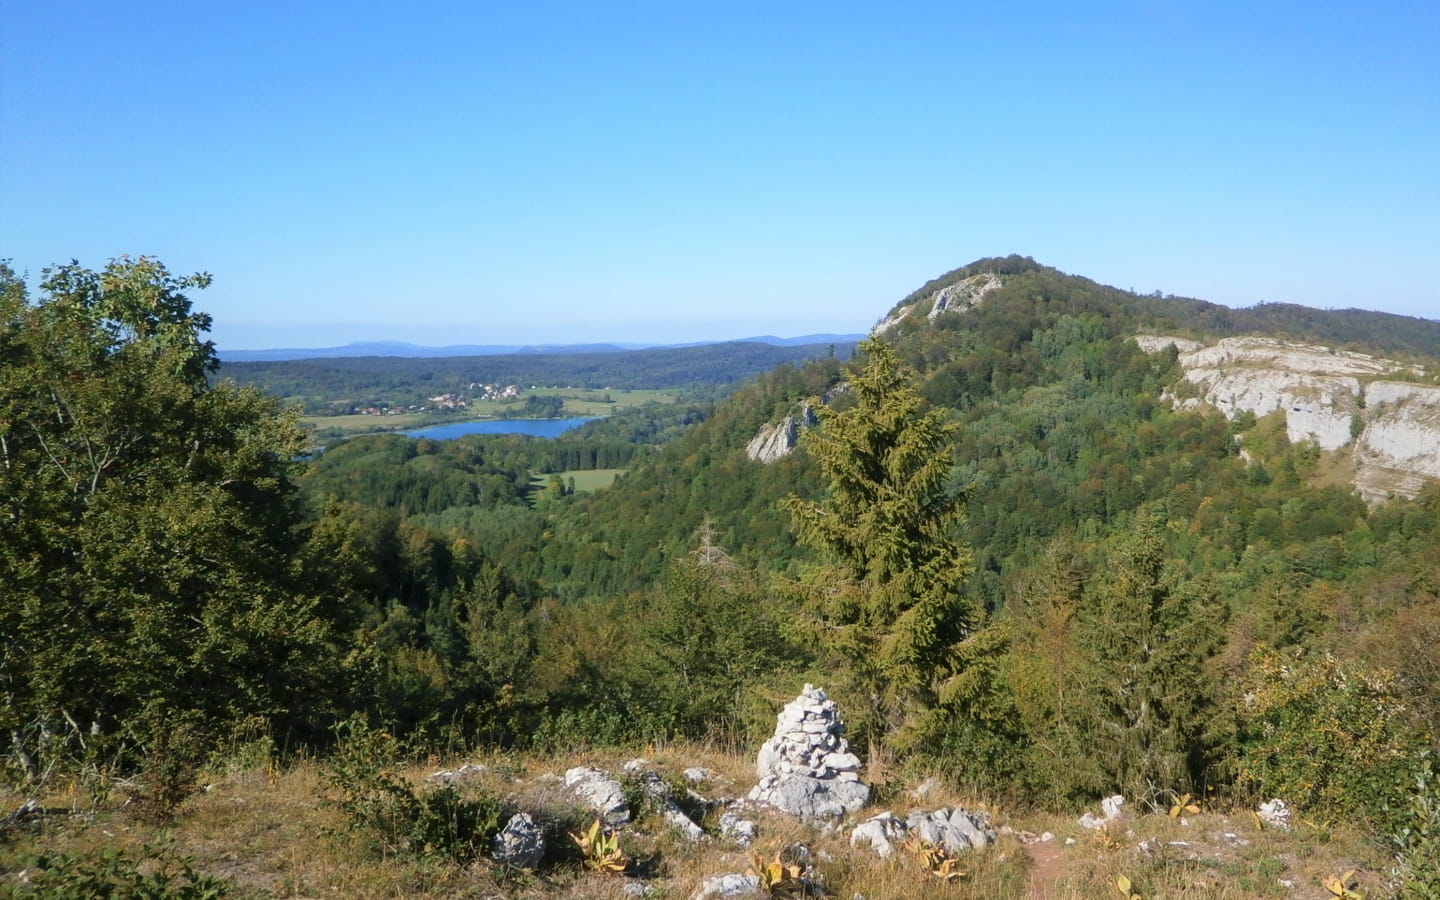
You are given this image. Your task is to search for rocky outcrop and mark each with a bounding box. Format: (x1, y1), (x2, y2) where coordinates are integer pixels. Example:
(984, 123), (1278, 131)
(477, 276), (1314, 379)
(747, 684), (869, 818)
(927, 272), (1002, 320)
(874, 273), (1003, 334)
(1136, 335), (1440, 500)
(745, 404), (817, 463)
(1354, 381), (1440, 500)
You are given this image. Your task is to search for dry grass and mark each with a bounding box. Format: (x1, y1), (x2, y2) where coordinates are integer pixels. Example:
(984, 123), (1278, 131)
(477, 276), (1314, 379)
(0, 743), (1395, 899)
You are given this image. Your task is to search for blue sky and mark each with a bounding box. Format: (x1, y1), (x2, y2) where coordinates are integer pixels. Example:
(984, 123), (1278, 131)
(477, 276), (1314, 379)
(2, 1), (1436, 350)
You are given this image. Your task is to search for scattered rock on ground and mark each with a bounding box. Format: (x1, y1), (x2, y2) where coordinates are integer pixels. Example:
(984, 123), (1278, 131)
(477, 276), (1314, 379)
(851, 807), (996, 857)
(490, 812), (545, 868)
(636, 771), (707, 842)
(693, 872), (762, 899)
(427, 763), (487, 782)
(718, 811), (758, 847)
(1079, 794), (1125, 829)
(849, 812), (908, 858)
(565, 766), (631, 826)
(1257, 798), (1293, 831)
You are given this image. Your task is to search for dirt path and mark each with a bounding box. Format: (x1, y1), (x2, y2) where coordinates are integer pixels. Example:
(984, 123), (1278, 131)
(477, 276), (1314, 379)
(1021, 840), (1068, 900)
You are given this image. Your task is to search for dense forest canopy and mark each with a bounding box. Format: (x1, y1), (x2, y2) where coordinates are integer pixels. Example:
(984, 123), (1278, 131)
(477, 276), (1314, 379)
(4, 256), (1439, 886)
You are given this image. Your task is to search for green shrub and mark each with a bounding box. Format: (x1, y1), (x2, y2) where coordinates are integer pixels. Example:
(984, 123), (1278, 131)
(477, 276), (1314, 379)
(1392, 753), (1440, 900)
(324, 715), (502, 861)
(11, 843), (231, 899)
(1237, 648), (1424, 835)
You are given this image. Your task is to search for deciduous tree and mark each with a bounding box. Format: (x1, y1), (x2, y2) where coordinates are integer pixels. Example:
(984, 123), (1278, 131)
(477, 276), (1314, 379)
(0, 258), (332, 772)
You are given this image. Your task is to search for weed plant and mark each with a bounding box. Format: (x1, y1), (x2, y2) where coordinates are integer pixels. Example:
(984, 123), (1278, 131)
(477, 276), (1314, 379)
(9, 841), (232, 899)
(323, 716), (502, 861)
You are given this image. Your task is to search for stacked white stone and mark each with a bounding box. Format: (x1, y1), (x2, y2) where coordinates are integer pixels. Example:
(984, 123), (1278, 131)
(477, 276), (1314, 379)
(747, 684), (869, 818)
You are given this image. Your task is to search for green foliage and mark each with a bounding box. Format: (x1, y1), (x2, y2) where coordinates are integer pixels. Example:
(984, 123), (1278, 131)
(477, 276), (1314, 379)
(569, 819), (628, 874)
(323, 716), (502, 860)
(629, 523), (809, 742)
(12, 842), (232, 899)
(1237, 648), (1425, 834)
(121, 707), (207, 825)
(1067, 510), (1228, 800)
(1391, 754), (1440, 899)
(0, 258), (334, 776)
(782, 336), (975, 752)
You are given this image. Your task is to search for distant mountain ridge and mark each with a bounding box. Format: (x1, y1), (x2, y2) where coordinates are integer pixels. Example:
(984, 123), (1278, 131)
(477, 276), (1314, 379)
(220, 334), (865, 362)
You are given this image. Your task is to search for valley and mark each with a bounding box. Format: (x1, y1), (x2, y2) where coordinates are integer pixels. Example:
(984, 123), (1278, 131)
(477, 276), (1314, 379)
(3, 255), (1439, 898)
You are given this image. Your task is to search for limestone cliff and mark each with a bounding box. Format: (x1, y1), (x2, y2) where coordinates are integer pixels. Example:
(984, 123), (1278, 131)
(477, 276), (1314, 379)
(874, 273), (1002, 334)
(1137, 335), (1440, 501)
(746, 404), (818, 463)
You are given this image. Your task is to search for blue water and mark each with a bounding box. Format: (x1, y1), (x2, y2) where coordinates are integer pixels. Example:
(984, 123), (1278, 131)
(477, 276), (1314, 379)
(404, 417), (598, 440)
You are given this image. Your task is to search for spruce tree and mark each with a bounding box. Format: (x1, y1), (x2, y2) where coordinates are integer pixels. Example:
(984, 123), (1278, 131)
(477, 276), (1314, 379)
(1068, 508), (1227, 800)
(782, 336), (975, 759)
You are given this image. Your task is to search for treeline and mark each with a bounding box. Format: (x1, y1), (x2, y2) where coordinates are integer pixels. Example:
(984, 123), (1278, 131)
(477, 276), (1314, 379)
(219, 340), (855, 412)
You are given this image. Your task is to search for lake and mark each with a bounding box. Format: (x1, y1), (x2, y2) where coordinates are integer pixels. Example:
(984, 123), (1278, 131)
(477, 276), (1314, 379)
(403, 417), (598, 440)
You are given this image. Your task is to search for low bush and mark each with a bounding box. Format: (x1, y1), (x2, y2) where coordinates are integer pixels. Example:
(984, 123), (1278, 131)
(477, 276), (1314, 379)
(11, 842), (232, 899)
(323, 715), (503, 861)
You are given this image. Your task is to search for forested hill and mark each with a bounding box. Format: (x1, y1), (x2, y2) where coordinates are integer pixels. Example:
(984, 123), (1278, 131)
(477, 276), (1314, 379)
(887, 254), (1440, 360)
(540, 257), (1440, 600)
(219, 339), (855, 400)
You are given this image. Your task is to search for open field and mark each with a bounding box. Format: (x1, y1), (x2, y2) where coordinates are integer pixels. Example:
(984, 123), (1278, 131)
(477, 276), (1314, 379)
(528, 387), (680, 416)
(300, 388), (678, 437)
(0, 743), (1395, 900)
(531, 468), (626, 494)
(301, 412), (429, 433)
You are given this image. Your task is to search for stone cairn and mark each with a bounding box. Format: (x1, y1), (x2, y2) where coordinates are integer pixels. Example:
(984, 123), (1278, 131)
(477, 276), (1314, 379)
(747, 684), (869, 818)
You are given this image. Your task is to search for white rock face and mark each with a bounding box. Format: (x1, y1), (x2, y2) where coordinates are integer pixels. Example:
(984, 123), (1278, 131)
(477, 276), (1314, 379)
(1178, 367), (1360, 451)
(1135, 335), (1440, 500)
(745, 404), (817, 463)
(1355, 381), (1440, 500)
(926, 273), (1001, 320)
(874, 273), (1002, 334)
(1134, 335), (1204, 354)
(748, 684), (870, 818)
(1178, 337), (1398, 377)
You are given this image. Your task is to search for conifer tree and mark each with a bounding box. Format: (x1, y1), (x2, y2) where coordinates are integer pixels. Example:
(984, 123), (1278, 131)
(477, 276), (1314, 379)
(782, 336), (975, 757)
(1068, 508), (1227, 800)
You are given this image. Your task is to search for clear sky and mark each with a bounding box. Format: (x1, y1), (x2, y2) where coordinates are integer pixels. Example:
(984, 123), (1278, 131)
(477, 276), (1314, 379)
(2, 1), (1436, 350)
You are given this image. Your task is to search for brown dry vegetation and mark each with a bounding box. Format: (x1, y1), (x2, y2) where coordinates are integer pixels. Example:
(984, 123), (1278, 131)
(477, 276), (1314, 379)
(0, 742), (1395, 899)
